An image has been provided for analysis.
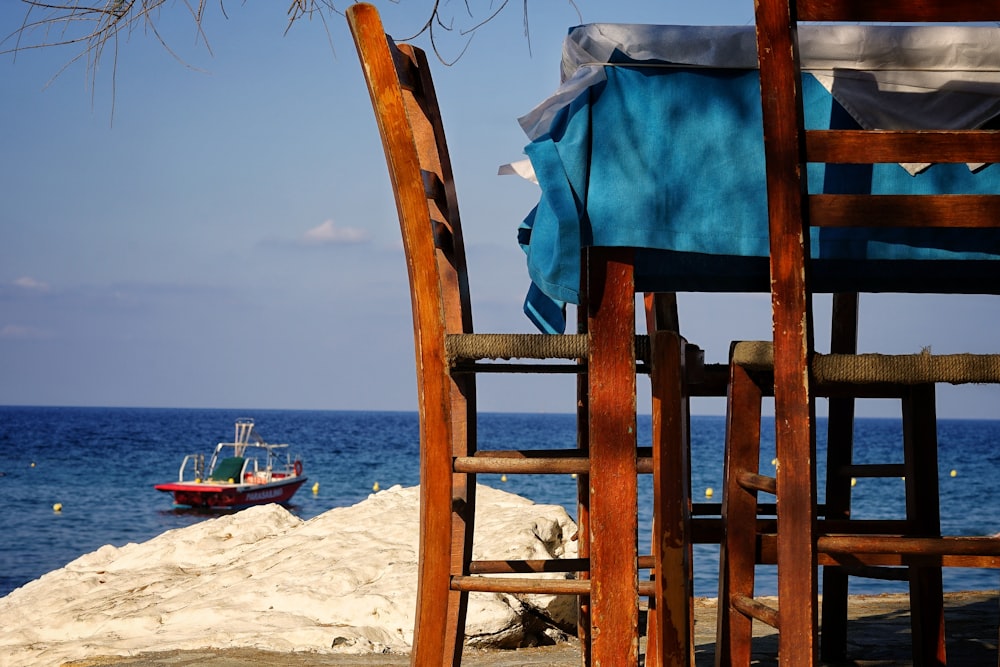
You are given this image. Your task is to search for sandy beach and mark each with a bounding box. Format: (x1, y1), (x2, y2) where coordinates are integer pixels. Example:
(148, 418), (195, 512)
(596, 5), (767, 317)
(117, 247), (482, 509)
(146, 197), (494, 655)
(64, 591), (998, 666)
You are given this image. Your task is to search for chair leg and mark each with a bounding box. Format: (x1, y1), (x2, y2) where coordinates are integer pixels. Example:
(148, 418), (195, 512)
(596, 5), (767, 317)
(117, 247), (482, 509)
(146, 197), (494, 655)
(586, 247), (640, 666)
(445, 479), (474, 666)
(648, 329), (693, 667)
(411, 451), (462, 666)
(821, 292), (858, 662)
(902, 384), (946, 667)
(774, 386), (820, 664)
(411, 376), (475, 667)
(576, 470), (591, 667)
(820, 393), (855, 662)
(717, 355), (764, 667)
(576, 305), (591, 667)
(447, 379), (477, 666)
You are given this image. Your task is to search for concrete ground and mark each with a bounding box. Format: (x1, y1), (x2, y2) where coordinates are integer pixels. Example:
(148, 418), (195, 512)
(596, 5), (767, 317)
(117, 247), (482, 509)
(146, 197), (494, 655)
(66, 591), (997, 666)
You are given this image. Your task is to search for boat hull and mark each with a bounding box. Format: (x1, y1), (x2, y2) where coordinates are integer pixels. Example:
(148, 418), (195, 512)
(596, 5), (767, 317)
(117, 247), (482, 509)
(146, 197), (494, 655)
(155, 476), (307, 509)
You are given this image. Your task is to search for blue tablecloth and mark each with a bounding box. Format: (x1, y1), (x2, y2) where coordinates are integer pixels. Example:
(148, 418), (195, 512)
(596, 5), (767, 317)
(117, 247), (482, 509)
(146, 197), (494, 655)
(519, 30), (1000, 333)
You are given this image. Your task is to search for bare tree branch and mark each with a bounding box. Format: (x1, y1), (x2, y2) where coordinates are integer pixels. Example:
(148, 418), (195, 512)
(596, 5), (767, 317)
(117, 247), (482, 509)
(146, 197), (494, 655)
(2, 1), (581, 105)
(2, 2), (206, 121)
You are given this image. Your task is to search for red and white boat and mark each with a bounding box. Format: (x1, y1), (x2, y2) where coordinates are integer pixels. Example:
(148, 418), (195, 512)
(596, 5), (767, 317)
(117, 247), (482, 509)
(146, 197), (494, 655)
(155, 418), (307, 509)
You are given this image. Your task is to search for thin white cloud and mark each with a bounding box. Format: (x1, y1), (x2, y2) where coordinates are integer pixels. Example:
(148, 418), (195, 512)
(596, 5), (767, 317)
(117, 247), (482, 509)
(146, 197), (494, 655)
(0, 324), (52, 340)
(14, 277), (49, 292)
(303, 220), (368, 245)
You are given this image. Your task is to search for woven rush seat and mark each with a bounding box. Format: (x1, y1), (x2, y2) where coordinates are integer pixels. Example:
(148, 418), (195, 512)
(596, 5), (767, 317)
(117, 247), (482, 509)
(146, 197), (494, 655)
(732, 341), (1000, 385)
(445, 333), (651, 365)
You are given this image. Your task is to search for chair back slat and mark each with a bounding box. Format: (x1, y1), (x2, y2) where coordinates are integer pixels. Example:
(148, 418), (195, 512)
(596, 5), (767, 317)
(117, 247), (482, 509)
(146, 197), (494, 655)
(809, 195), (1000, 228)
(797, 0), (1000, 22)
(806, 130), (1000, 165)
(389, 39), (421, 92)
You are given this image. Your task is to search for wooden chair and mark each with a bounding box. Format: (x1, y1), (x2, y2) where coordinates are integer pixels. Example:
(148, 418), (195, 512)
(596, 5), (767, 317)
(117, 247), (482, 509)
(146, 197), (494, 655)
(718, 1), (1000, 665)
(716, 294), (957, 665)
(346, 4), (703, 664)
(717, 340), (964, 665)
(820, 292), (950, 664)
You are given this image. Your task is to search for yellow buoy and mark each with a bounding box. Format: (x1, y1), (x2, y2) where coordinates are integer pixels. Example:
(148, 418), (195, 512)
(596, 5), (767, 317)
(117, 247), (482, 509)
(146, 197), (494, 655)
(501, 474), (508, 483)
(52, 503), (62, 512)
(372, 481), (380, 492)
(705, 487), (714, 498)
(570, 473), (577, 479)
(312, 482), (320, 494)
(771, 458), (778, 467)
(851, 478), (857, 487)
(950, 469), (957, 477)
(30, 462), (36, 468)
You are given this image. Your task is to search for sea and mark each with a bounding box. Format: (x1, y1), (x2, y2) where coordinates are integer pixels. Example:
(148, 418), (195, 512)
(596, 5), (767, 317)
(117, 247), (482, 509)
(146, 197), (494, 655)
(1, 405), (997, 599)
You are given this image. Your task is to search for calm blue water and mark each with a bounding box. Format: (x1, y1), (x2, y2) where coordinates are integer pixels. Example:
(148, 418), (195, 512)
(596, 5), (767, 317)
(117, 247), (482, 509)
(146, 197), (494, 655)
(0, 406), (997, 598)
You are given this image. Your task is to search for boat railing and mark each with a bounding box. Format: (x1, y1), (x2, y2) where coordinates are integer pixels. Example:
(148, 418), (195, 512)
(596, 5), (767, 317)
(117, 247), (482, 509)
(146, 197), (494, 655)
(245, 457), (273, 484)
(177, 453), (205, 482)
(179, 441), (301, 486)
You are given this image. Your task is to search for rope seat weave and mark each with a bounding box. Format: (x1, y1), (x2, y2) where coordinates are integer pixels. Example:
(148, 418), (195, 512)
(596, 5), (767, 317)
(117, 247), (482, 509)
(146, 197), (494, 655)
(732, 341), (1000, 385)
(445, 333), (652, 365)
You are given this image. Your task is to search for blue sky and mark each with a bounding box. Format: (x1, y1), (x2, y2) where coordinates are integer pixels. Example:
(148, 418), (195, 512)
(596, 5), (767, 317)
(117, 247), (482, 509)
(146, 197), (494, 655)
(2, 1), (998, 418)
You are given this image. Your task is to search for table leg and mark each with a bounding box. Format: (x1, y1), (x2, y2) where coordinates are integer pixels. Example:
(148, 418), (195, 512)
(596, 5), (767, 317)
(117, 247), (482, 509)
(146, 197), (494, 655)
(586, 247), (639, 667)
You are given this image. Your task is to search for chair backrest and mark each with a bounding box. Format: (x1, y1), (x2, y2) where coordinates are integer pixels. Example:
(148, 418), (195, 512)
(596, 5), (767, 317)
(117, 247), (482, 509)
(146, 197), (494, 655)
(755, 0), (1000, 230)
(347, 3), (473, 342)
(347, 1), (475, 439)
(754, 0), (1000, 398)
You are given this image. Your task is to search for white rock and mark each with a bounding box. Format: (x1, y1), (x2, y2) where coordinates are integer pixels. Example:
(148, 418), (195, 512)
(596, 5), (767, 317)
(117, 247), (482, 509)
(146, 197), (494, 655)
(0, 484), (578, 666)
